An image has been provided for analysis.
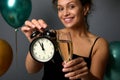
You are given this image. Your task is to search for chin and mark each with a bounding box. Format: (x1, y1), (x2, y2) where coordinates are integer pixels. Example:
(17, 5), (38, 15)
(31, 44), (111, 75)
(64, 23), (75, 28)
(62, 20), (77, 28)
(63, 25), (71, 28)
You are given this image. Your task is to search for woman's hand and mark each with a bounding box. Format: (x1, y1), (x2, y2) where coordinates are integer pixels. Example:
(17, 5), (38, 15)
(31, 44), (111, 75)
(21, 19), (47, 73)
(21, 19), (48, 42)
(62, 57), (89, 80)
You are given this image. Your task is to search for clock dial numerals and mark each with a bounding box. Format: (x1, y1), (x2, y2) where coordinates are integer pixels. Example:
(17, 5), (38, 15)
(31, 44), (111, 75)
(30, 37), (55, 62)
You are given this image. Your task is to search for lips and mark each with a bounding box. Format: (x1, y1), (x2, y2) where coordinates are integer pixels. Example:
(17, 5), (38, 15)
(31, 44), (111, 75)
(63, 17), (74, 23)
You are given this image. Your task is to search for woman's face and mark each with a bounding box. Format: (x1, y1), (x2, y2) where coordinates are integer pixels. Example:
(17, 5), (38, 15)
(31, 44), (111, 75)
(57, 0), (88, 28)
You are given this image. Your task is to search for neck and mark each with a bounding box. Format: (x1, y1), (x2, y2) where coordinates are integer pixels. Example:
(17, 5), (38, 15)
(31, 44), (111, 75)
(65, 24), (89, 38)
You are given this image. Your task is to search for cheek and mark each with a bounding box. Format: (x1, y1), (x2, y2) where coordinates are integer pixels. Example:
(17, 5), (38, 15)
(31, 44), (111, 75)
(58, 13), (63, 21)
(76, 10), (84, 18)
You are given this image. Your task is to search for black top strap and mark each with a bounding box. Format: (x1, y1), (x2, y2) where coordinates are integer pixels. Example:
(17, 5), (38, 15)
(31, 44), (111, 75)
(89, 37), (100, 58)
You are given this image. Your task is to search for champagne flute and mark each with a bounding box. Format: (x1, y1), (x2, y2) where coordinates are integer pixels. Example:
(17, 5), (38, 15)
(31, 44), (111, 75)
(57, 31), (73, 62)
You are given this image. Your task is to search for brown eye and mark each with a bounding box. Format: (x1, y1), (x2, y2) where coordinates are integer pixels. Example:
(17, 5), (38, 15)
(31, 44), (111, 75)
(69, 5), (75, 9)
(57, 7), (64, 12)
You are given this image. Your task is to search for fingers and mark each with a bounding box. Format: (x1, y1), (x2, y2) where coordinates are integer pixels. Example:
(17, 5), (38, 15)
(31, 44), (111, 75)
(21, 25), (31, 33)
(21, 19), (48, 42)
(38, 19), (47, 28)
(65, 66), (89, 79)
(21, 25), (34, 42)
(25, 19), (47, 31)
(62, 60), (87, 72)
(25, 20), (35, 28)
(62, 57), (89, 79)
(63, 57), (84, 68)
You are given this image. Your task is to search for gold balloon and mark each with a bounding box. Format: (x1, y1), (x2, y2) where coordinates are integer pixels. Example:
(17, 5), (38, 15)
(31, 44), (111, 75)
(0, 39), (13, 76)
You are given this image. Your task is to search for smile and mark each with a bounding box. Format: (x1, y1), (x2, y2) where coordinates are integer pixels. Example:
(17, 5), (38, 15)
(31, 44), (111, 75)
(63, 17), (74, 23)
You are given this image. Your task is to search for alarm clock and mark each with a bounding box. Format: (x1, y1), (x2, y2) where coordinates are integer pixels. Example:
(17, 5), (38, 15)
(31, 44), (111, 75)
(29, 29), (57, 62)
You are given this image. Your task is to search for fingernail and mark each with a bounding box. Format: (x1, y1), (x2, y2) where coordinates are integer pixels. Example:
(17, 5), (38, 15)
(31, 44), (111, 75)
(64, 61), (67, 64)
(32, 25), (35, 28)
(27, 27), (30, 30)
(62, 68), (66, 72)
(65, 74), (68, 77)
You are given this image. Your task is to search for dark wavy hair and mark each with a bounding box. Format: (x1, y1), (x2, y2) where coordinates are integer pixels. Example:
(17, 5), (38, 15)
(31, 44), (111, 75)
(52, 0), (93, 30)
(52, 0), (92, 9)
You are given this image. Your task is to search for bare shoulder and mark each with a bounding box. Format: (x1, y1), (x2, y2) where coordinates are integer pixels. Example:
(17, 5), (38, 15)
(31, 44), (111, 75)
(90, 36), (109, 79)
(96, 37), (109, 49)
(93, 37), (109, 58)
(89, 33), (109, 50)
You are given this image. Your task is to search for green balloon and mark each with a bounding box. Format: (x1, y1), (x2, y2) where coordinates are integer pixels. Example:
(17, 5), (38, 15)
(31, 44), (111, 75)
(104, 41), (120, 80)
(0, 0), (32, 29)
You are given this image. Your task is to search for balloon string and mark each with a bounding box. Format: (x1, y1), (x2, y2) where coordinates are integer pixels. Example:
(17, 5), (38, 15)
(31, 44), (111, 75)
(15, 28), (18, 77)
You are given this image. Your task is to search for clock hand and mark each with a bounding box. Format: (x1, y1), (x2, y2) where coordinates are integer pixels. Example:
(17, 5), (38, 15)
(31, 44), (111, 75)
(41, 43), (45, 51)
(41, 43), (47, 55)
(38, 41), (44, 50)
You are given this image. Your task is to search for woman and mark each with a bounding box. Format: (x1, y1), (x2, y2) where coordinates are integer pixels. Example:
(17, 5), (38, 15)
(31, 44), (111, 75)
(21, 0), (109, 80)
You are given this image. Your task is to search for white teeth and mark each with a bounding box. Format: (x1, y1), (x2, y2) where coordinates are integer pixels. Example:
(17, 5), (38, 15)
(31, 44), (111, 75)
(64, 18), (72, 22)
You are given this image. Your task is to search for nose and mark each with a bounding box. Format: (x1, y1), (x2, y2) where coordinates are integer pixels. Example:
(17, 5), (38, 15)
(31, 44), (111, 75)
(63, 8), (70, 16)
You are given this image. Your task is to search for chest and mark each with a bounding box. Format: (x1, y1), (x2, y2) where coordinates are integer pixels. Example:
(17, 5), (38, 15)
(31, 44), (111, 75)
(72, 38), (93, 57)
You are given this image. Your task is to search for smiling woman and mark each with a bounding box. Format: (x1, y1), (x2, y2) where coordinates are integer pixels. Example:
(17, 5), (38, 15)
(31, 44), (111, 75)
(52, 0), (93, 29)
(21, 0), (109, 80)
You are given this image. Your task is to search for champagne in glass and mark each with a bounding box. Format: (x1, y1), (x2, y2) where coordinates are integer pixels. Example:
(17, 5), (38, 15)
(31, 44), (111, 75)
(57, 31), (73, 62)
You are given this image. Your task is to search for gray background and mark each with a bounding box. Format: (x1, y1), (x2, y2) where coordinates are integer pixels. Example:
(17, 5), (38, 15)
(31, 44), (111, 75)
(0, 0), (120, 80)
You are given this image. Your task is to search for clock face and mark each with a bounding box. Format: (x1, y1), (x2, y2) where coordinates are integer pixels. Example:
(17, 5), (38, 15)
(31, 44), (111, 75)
(30, 37), (55, 62)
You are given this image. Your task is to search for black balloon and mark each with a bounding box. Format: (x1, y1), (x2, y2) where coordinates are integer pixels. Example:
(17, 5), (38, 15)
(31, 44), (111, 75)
(104, 41), (120, 80)
(0, 0), (32, 29)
